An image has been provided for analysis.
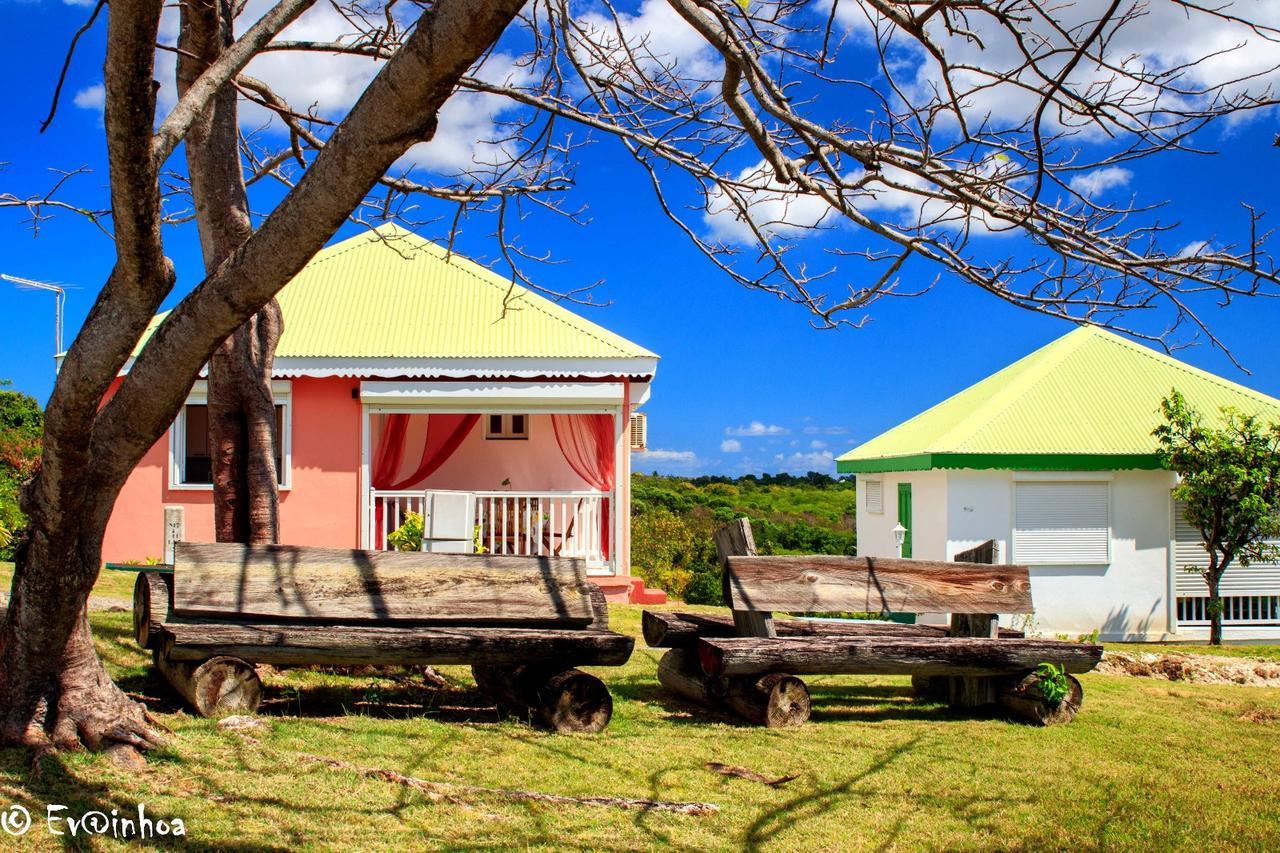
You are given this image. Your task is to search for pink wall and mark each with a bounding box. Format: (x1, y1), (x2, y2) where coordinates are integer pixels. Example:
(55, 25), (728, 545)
(101, 376), (362, 562)
(101, 377), (634, 574)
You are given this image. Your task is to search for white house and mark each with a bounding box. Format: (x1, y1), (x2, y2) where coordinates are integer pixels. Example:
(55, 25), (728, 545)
(837, 326), (1280, 641)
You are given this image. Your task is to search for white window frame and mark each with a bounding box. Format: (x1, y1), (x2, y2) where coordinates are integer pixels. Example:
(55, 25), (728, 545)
(169, 380), (293, 491)
(1012, 478), (1111, 566)
(484, 413), (529, 440)
(863, 479), (884, 514)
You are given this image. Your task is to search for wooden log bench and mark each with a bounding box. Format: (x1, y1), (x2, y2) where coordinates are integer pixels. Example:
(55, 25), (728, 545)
(645, 519), (1101, 728)
(132, 542), (633, 732)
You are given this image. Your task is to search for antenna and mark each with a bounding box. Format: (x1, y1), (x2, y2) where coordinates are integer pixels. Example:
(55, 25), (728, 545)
(1, 273), (66, 359)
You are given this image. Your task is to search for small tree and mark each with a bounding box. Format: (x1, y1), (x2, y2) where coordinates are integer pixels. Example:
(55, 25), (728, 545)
(1153, 391), (1280, 645)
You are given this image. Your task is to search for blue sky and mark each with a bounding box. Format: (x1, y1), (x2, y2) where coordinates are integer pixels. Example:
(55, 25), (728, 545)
(4, 1), (1280, 477)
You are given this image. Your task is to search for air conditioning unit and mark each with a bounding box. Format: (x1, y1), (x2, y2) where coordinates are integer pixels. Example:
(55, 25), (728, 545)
(629, 411), (647, 452)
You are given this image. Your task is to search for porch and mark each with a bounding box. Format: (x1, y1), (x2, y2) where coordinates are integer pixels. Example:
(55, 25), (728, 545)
(356, 381), (659, 599)
(370, 489), (611, 566)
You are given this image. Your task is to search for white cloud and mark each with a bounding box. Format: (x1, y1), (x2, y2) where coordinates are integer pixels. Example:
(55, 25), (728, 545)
(802, 425), (850, 436)
(837, 1), (1280, 137)
(115, 0), (530, 179)
(635, 447), (699, 464)
(703, 162), (838, 243)
(704, 156), (1023, 246)
(809, 440), (827, 450)
(720, 438), (743, 453)
(575, 0), (722, 83)
(725, 421), (790, 437)
(1069, 167), (1133, 197)
(1176, 239), (1211, 258)
(72, 85), (104, 111)
(775, 449), (836, 472)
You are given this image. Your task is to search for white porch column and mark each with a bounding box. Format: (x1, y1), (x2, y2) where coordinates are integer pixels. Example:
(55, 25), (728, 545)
(359, 405), (371, 548)
(613, 380), (631, 576)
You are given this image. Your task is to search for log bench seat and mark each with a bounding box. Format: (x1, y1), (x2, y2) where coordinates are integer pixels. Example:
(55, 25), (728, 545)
(132, 542), (634, 732)
(644, 520), (1102, 728)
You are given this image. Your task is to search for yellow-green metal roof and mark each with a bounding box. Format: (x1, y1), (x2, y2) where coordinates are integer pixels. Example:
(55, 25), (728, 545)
(837, 326), (1280, 473)
(134, 224), (657, 363)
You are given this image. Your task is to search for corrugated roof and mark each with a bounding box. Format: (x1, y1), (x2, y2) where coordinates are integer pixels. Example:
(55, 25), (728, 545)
(133, 224), (657, 362)
(837, 326), (1280, 473)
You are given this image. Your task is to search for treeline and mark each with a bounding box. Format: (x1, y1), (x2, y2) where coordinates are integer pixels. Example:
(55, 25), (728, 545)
(630, 473), (856, 603)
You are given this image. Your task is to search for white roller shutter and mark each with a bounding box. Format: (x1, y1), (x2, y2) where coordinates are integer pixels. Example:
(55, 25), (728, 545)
(1013, 481), (1110, 565)
(864, 480), (883, 514)
(1173, 498), (1280, 595)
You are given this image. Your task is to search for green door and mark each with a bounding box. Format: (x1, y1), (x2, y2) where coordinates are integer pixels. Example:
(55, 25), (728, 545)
(890, 483), (916, 623)
(897, 483), (913, 558)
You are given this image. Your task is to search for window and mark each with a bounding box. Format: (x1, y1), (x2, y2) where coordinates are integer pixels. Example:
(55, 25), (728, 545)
(170, 381), (291, 489)
(1173, 497), (1280, 623)
(864, 479), (883, 514)
(485, 413), (528, 440)
(1013, 480), (1109, 565)
(629, 411), (647, 451)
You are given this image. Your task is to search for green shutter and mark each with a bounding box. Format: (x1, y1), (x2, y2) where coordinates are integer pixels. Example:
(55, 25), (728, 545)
(897, 483), (913, 558)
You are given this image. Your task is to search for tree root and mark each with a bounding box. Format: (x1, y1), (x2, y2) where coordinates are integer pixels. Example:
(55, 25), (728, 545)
(300, 754), (719, 815)
(3, 676), (165, 768)
(706, 762), (798, 787)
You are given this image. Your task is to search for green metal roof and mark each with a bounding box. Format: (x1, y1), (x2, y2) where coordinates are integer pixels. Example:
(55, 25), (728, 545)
(134, 224), (657, 362)
(837, 326), (1280, 473)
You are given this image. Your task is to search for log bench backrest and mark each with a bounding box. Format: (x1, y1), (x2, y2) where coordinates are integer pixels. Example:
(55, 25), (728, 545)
(171, 542), (600, 627)
(724, 555), (1033, 616)
(712, 519), (1031, 640)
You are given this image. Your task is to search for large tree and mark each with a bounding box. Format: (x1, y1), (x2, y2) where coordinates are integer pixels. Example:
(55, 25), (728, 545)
(3, 0), (1280, 760)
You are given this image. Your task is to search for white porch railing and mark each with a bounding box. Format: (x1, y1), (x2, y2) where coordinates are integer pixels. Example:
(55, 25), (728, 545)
(369, 489), (611, 568)
(1177, 594), (1280, 626)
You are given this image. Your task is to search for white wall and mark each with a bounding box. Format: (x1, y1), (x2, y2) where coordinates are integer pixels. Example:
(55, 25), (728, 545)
(858, 467), (1183, 641)
(855, 470), (949, 560)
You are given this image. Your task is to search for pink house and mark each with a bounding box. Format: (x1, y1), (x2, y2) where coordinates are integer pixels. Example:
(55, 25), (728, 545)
(102, 225), (663, 602)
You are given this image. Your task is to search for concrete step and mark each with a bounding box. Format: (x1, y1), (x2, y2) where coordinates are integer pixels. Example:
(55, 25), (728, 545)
(628, 577), (667, 605)
(591, 575), (668, 605)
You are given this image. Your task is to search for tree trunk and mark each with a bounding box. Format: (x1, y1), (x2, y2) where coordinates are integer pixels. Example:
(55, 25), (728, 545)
(1207, 569), (1224, 646)
(178, 0), (281, 545)
(0, 0), (525, 757)
(0, 539), (162, 754)
(0, 1), (171, 759)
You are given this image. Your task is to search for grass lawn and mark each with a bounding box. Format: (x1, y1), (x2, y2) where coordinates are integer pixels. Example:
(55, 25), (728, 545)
(0, 570), (1278, 850)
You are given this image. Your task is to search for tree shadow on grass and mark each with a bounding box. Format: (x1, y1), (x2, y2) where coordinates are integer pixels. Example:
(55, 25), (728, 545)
(739, 736), (924, 851)
(0, 747), (295, 851)
(614, 675), (1005, 727)
(733, 735), (1034, 852)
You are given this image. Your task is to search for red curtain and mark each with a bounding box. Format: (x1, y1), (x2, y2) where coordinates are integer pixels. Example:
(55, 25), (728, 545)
(373, 413), (479, 491)
(373, 414), (479, 544)
(550, 413), (616, 559)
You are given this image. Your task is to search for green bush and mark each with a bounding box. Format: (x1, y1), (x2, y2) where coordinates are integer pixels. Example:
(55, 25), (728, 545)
(0, 383), (42, 560)
(388, 512), (424, 552)
(682, 570), (724, 606)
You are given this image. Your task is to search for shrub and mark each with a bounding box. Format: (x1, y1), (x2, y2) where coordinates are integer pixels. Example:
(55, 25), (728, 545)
(682, 570), (724, 606)
(388, 512), (424, 552)
(0, 384), (42, 560)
